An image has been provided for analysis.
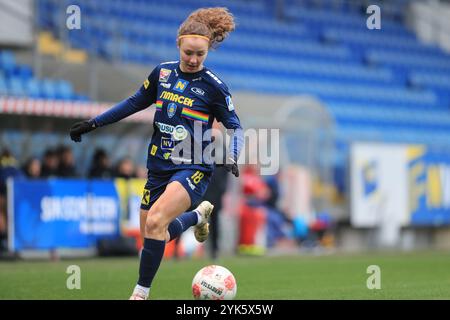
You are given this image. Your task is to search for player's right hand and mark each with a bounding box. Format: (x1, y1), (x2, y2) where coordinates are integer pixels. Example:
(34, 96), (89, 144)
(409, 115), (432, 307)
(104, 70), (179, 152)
(70, 119), (96, 142)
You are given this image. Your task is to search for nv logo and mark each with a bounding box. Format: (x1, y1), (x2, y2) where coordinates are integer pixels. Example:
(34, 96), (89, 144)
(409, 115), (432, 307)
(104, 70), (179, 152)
(173, 79), (189, 93)
(142, 189), (150, 205)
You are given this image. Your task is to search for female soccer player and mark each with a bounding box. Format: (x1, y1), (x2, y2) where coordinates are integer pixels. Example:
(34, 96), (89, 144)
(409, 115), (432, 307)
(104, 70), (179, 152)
(69, 7), (243, 300)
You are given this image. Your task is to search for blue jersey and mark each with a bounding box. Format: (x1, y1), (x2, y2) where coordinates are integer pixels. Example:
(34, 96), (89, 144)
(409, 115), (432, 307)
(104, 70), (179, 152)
(94, 61), (243, 174)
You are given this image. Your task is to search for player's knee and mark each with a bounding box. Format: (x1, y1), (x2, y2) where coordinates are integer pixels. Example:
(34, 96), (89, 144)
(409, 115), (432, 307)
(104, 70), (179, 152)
(145, 213), (165, 235)
(145, 202), (171, 235)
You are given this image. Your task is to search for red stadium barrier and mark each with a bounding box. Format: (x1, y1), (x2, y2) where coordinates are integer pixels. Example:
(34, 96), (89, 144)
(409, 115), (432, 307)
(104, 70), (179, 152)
(0, 97), (154, 123)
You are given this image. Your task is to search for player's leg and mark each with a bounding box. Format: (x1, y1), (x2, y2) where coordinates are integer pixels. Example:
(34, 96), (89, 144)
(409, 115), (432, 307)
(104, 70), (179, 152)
(140, 208), (172, 242)
(166, 169), (213, 243)
(130, 181), (190, 300)
(139, 200), (210, 244)
(166, 200), (214, 242)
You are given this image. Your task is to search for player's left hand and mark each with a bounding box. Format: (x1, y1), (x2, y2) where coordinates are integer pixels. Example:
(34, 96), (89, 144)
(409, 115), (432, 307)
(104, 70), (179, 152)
(221, 157), (239, 177)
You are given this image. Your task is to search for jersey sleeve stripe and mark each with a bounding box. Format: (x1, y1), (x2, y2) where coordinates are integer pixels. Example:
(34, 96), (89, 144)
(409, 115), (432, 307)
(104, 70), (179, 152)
(155, 100), (163, 111)
(181, 108), (209, 123)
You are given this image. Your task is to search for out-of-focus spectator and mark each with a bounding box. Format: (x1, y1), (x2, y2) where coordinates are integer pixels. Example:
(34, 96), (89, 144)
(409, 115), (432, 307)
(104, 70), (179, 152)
(135, 165), (148, 179)
(242, 164), (271, 203)
(202, 129), (230, 260)
(0, 149), (23, 253)
(239, 165), (295, 253)
(56, 145), (78, 177)
(23, 157), (41, 179)
(40, 148), (59, 178)
(203, 166), (229, 260)
(0, 149), (24, 193)
(88, 148), (113, 179)
(263, 174), (294, 248)
(115, 157), (136, 179)
(0, 194), (6, 252)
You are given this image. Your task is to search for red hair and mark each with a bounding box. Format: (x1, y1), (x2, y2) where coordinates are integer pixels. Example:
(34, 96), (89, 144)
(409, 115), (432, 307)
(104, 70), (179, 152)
(177, 7), (235, 48)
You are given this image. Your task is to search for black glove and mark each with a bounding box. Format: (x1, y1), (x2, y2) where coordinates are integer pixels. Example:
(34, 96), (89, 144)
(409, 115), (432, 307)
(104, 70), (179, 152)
(70, 119), (97, 142)
(217, 157), (239, 177)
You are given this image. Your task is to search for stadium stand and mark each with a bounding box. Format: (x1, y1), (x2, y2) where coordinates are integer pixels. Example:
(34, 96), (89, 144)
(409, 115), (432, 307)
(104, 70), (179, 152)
(0, 50), (88, 101)
(33, 0), (450, 149)
(0, 0), (448, 189)
(2, 0), (450, 178)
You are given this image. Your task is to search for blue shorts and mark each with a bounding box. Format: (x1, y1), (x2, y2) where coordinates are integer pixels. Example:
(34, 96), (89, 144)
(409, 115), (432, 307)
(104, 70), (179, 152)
(140, 169), (211, 211)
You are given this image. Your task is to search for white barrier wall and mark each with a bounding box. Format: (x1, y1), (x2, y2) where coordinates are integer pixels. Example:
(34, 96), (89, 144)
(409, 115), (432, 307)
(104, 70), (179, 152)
(0, 0), (33, 46)
(350, 142), (450, 247)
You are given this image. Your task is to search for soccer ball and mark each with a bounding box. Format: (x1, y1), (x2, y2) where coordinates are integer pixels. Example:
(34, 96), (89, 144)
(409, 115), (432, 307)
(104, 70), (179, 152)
(191, 265), (237, 300)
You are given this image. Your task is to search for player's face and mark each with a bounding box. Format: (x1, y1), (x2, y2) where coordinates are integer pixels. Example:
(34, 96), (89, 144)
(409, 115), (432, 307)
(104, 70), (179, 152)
(179, 37), (209, 73)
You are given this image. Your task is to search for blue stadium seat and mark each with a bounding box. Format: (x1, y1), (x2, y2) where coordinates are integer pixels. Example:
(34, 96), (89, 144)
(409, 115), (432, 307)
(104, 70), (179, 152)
(1, 49), (87, 101)
(55, 80), (74, 100)
(7, 77), (26, 97)
(40, 79), (57, 100)
(0, 76), (8, 96)
(24, 79), (42, 98)
(0, 51), (16, 74)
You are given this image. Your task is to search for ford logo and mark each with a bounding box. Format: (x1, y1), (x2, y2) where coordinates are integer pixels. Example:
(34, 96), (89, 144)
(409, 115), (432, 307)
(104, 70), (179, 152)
(191, 87), (205, 96)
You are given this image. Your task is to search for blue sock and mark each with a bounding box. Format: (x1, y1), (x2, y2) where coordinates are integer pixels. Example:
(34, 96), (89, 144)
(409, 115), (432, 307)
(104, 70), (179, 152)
(167, 210), (199, 241)
(137, 238), (166, 288)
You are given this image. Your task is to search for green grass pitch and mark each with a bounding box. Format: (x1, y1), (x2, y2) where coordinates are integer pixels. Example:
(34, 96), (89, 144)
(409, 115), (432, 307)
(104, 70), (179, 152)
(1, 250), (449, 299)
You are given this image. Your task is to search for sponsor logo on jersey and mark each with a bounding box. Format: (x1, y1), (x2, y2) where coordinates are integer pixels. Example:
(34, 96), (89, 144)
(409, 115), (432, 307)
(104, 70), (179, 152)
(150, 145), (158, 156)
(155, 122), (188, 141)
(141, 189), (150, 205)
(159, 91), (194, 107)
(192, 77), (202, 81)
(191, 87), (205, 96)
(174, 79), (189, 93)
(159, 68), (171, 82)
(206, 70), (222, 84)
(143, 79), (150, 89)
(161, 137), (174, 150)
(160, 82), (171, 89)
(171, 156), (192, 163)
(156, 122), (174, 134)
(186, 177), (196, 190)
(167, 102), (177, 118)
(226, 96), (235, 111)
(173, 125), (188, 141)
(163, 152), (171, 160)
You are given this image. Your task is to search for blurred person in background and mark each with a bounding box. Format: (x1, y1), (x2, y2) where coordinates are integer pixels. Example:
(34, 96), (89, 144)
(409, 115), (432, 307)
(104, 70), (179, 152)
(56, 145), (78, 177)
(88, 148), (113, 179)
(203, 166), (228, 260)
(239, 165), (293, 253)
(203, 126), (229, 260)
(263, 173), (294, 249)
(0, 149), (23, 253)
(0, 149), (24, 187)
(114, 157), (137, 179)
(135, 165), (149, 179)
(69, 7), (243, 300)
(40, 148), (59, 178)
(22, 157), (41, 179)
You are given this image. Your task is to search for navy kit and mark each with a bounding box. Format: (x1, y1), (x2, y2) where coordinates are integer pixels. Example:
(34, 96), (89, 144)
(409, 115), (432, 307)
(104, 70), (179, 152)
(93, 61), (243, 208)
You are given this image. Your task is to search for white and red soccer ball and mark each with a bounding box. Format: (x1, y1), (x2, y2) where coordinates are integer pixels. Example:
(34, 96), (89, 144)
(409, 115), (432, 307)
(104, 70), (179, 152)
(192, 265), (237, 300)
